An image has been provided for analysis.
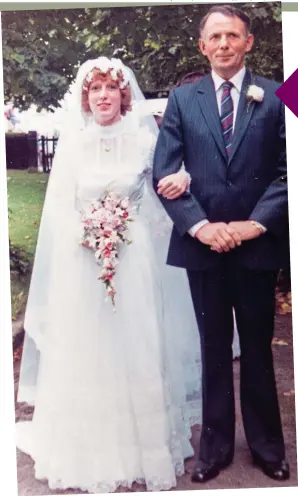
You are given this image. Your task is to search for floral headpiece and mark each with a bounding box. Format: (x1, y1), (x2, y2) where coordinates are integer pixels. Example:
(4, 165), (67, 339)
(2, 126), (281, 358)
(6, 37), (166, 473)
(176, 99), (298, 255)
(81, 57), (129, 91)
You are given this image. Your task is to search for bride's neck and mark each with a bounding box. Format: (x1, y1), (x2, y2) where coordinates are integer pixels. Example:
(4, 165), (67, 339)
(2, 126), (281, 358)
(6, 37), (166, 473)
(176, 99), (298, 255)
(94, 114), (121, 128)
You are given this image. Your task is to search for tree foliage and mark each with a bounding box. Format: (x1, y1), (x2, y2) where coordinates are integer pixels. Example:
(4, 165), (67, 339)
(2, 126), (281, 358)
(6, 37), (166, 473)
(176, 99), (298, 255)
(2, 9), (88, 110)
(1, 2), (283, 111)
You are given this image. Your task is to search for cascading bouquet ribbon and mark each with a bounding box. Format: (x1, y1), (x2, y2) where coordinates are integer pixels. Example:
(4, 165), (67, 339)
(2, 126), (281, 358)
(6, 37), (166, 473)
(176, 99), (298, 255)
(79, 192), (133, 307)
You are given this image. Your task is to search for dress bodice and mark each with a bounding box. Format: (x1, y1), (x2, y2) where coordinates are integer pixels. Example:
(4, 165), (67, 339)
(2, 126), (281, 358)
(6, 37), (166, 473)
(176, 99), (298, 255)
(74, 118), (155, 212)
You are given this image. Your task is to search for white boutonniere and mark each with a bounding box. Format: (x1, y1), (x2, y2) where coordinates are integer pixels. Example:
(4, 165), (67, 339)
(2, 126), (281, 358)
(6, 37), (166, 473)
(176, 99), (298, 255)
(246, 85), (264, 112)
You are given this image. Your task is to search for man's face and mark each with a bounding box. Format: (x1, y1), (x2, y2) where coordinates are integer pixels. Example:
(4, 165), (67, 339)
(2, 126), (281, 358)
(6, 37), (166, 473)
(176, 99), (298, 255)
(199, 13), (254, 79)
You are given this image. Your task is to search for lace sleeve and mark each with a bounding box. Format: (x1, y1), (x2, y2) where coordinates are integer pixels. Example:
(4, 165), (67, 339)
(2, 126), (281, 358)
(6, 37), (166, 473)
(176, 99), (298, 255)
(139, 129), (173, 237)
(143, 128), (191, 185)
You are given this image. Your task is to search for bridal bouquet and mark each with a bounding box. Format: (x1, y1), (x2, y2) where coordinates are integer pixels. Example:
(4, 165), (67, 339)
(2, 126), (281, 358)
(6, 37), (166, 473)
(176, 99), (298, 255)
(79, 192), (133, 307)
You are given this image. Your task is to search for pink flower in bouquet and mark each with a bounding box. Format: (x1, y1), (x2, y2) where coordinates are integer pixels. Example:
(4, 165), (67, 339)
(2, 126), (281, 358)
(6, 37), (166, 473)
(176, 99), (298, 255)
(100, 210), (113, 224)
(112, 218), (121, 228)
(103, 258), (114, 269)
(83, 218), (93, 226)
(108, 287), (116, 297)
(98, 268), (115, 286)
(103, 248), (112, 258)
(102, 272), (113, 281)
(104, 228), (113, 237)
(98, 237), (106, 250)
(95, 208), (108, 221)
(104, 240), (113, 250)
(120, 198), (130, 209)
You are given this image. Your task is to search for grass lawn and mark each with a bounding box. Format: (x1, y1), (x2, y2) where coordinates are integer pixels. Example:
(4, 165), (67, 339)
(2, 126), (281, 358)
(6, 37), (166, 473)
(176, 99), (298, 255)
(7, 170), (48, 318)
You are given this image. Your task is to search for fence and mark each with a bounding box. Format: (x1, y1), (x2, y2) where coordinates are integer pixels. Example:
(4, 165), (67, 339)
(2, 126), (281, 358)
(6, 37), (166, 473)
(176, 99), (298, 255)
(5, 132), (58, 172)
(38, 135), (58, 172)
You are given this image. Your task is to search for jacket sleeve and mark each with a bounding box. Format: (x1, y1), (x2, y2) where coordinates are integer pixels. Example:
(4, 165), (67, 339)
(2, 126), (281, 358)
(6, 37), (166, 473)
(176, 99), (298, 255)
(249, 99), (288, 236)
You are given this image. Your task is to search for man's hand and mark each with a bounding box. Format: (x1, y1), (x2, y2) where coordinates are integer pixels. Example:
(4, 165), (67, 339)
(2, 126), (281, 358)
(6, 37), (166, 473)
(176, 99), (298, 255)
(157, 170), (189, 199)
(195, 222), (242, 253)
(228, 221), (263, 241)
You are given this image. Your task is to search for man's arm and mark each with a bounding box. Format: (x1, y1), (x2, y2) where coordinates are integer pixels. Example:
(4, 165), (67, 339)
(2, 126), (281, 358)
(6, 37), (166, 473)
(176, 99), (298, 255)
(152, 89), (207, 236)
(248, 100), (288, 236)
(152, 89), (242, 252)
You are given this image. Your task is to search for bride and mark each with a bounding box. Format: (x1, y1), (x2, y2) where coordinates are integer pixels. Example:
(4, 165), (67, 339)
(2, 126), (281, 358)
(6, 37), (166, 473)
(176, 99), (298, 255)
(16, 57), (203, 493)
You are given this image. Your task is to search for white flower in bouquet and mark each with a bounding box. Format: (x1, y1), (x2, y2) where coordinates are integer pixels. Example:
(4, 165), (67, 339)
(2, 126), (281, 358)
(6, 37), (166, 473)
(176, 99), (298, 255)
(91, 199), (101, 210)
(108, 191), (120, 202)
(105, 198), (117, 211)
(110, 231), (119, 243)
(88, 237), (97, 250)
(120, 198), (130, 209)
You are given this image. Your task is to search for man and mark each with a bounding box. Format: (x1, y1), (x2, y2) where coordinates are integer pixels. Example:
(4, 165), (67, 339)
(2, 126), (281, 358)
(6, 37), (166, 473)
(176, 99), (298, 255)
(153, 5), (289, 483)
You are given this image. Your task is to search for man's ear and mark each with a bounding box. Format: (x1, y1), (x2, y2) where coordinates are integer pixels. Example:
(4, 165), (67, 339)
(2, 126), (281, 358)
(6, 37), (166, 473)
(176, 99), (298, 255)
(198, 38), (207, 56)
(245, 33), (254, 54)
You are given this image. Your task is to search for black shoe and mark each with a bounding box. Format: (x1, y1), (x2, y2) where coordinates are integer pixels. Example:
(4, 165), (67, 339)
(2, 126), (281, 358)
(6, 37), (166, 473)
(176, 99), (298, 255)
(191, 457), (232, 483)
(253, 456), (290, 481)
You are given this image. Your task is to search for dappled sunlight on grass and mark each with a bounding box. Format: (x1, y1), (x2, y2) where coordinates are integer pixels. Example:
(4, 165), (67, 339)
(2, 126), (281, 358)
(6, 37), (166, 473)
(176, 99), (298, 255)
(7, 170), (48, 259)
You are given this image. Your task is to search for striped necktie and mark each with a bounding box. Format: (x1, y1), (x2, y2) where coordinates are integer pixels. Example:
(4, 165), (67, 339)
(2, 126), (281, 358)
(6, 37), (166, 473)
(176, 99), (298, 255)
(220, 81), (234, 156)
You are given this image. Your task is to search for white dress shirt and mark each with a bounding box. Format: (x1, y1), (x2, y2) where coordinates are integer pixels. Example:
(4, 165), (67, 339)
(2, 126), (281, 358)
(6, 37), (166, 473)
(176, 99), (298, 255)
(187, 66), (266, 237)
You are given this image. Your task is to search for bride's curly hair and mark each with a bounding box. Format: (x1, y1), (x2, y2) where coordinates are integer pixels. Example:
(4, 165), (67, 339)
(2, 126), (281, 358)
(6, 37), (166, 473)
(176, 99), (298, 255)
(82, 68), (132, 116)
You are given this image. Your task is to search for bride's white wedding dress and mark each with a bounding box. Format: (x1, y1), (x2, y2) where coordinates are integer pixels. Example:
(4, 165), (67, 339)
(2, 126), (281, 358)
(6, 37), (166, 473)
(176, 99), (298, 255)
(16, 117), (203, 493)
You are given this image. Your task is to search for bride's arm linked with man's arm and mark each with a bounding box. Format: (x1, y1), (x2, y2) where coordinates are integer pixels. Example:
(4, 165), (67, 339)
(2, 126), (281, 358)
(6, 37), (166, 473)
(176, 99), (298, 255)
(142, 123), (192, 202)
(152, 90), (244, 253)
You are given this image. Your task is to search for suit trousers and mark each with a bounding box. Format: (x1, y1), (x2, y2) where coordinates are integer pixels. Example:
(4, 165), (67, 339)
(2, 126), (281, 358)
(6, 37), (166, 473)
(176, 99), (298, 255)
(187, 255), (285, 464)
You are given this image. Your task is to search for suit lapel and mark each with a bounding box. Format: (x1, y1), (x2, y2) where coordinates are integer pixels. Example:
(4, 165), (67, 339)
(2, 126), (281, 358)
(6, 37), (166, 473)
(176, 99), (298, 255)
(196, 75), (227, 162)
(228, 70), (256, 165)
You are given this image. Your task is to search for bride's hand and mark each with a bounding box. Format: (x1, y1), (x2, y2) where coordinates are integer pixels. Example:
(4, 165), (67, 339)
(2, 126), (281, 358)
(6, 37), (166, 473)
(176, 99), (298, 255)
(157, 170), (190, 200)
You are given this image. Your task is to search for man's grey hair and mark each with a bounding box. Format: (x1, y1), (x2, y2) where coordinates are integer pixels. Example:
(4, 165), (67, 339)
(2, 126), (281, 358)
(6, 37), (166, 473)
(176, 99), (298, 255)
(199, 5), (251, 39)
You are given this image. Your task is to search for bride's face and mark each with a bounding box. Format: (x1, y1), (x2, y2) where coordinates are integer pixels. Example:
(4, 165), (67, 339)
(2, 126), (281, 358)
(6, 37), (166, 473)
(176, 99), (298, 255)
(88, 78), (122, 126)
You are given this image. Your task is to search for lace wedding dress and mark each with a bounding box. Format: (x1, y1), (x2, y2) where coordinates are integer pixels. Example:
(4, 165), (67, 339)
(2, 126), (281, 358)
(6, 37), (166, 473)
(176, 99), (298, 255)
(16, 117), (203, 493)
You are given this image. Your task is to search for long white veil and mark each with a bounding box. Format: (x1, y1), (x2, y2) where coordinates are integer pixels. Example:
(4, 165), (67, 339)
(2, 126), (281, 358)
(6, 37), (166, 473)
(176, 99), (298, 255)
(18, 58), (202, 425)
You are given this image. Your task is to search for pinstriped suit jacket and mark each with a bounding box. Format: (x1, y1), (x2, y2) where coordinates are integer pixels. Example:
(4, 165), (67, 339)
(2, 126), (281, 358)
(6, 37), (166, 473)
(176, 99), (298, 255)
(152, 70), (289, 271)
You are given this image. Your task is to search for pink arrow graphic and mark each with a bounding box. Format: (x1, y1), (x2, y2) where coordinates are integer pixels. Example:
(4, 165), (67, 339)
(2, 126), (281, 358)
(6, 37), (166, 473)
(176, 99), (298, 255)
(275, 68), (298, 118)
